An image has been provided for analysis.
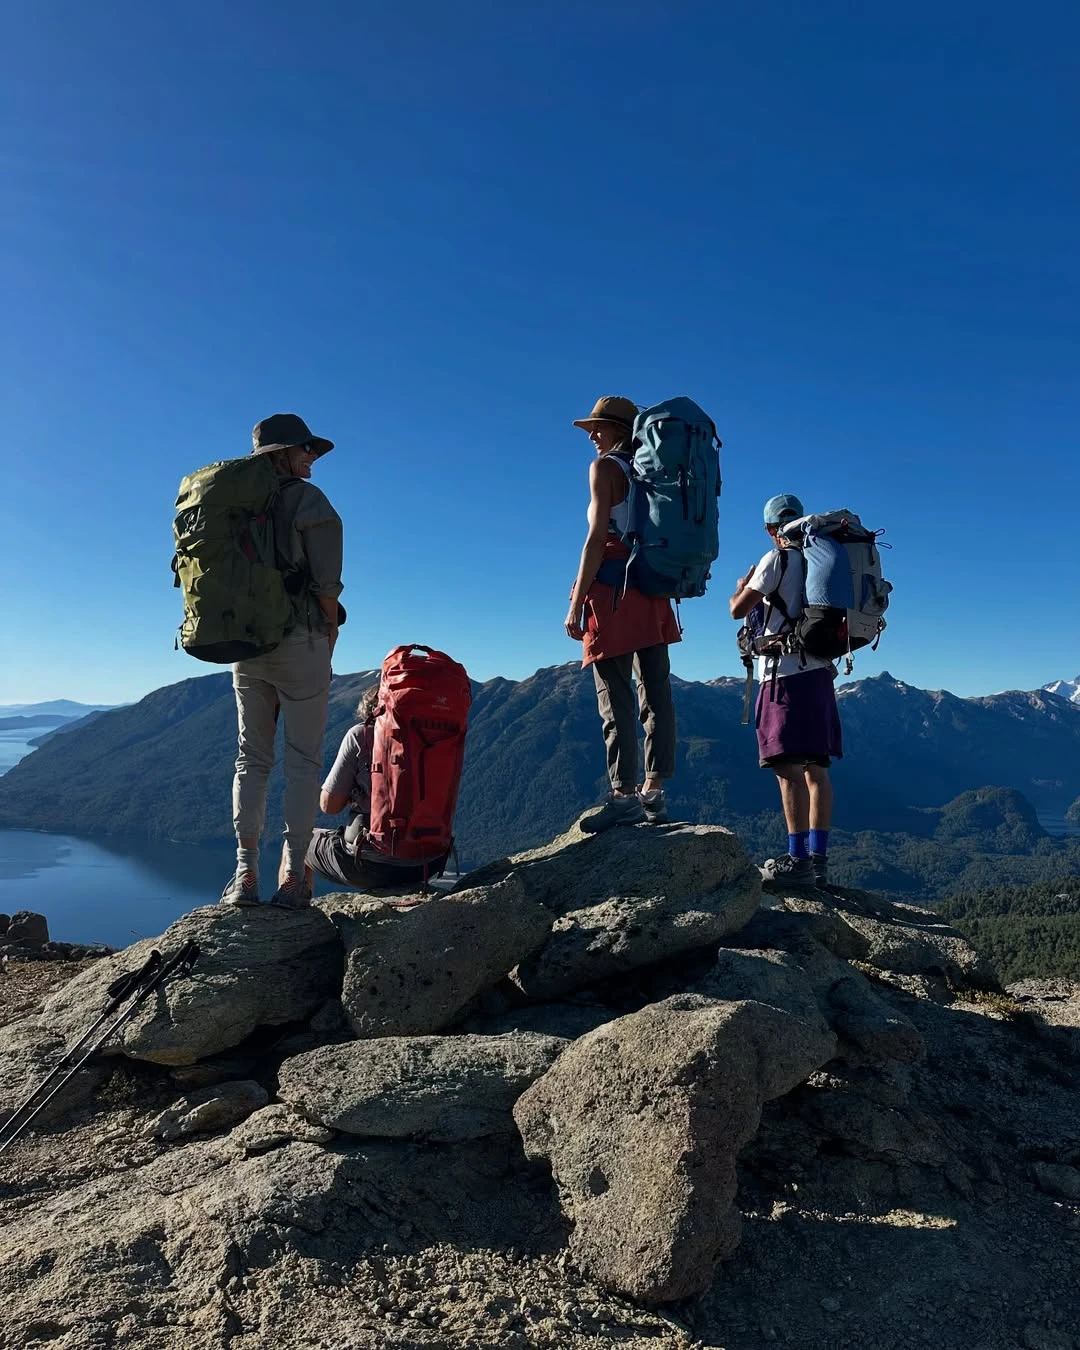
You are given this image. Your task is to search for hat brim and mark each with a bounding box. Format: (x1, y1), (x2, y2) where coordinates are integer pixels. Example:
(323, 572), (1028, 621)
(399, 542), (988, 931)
(572, 417), (633, 431)
(253, 435), (334, 457)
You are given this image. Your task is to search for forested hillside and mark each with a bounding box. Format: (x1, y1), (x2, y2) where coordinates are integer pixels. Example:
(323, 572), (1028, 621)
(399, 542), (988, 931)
(940, 880), (1080, 982)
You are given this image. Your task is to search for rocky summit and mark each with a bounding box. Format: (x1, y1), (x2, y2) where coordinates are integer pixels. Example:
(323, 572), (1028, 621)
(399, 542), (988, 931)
(0, 819), (1079, 1350)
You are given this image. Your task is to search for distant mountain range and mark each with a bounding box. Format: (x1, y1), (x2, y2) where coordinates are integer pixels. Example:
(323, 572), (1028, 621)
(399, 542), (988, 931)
(1045, 677), (1080, 705)
(0, 700), (116, 722)
(0, 702), (120, 776)
(0, 714), (73, 732)
(2, 665), (1080, 900)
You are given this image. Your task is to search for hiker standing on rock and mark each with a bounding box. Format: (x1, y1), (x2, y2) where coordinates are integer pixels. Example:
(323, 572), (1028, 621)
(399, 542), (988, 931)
(565, 396), (680, 832)
(223, 414), (344, 910)
(729, 493), (842, 887)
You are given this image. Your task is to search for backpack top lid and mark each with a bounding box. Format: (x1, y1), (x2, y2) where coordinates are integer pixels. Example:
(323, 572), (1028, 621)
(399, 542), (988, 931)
(778, 510), (887, 613)
(778, 509), (867, 542)
(633, 396), (721, 446)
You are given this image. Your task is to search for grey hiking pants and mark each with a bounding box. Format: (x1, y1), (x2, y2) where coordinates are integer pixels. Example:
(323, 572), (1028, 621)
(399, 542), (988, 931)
(231, 633), (331, 857)
(591, 644), (676, 792)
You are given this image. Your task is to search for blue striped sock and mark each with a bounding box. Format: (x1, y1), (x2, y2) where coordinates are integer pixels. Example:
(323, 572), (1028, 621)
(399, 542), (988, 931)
(788, 832), (810, 859)
(809, 829), (830, 856)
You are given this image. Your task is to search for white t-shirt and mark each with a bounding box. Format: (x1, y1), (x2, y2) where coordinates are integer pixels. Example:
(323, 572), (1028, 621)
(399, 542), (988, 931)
(748, 547), (834, 680)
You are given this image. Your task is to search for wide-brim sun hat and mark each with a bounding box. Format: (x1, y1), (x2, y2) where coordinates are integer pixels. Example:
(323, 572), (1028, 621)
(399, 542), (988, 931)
(252, 413), (334, 457)
(763, 493), (805, 525)
(572, 396), (638, 431)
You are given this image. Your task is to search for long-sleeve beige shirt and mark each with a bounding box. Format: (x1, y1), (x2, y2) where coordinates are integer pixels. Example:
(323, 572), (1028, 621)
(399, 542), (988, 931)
(275, 478), (343, 635)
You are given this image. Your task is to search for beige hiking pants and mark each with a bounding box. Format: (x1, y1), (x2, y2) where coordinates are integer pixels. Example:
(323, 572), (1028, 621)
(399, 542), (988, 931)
(231, 633), (331, 856)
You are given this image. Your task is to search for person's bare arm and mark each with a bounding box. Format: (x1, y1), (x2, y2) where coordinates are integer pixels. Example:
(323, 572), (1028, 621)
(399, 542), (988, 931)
(730, 566), (763, 620)
(564, 459), (623, 640)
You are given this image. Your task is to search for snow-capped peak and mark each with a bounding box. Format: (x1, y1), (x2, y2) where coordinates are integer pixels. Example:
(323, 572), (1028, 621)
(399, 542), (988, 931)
(1044, 677), (1080, 704)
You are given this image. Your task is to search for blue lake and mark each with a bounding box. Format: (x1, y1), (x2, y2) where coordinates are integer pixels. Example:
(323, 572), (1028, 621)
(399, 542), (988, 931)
(0, 734), (286, 947)
(0, 829), (231, 947)
(0, 828), (454, 950)
(0, 729), (43, 775)
(0, 730), (430, 947)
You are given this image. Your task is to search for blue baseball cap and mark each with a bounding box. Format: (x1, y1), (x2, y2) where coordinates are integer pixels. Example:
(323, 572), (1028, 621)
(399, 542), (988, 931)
(763, 493), (804, 525)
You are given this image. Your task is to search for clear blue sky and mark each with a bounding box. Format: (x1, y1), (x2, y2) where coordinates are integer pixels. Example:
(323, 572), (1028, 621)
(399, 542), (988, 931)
(3, 1), (1078, 704)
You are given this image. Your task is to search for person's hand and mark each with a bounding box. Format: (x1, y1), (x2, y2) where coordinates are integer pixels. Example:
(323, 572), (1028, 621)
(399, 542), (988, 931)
(735, 566), (754, 593)
(564, 603), (585, 641)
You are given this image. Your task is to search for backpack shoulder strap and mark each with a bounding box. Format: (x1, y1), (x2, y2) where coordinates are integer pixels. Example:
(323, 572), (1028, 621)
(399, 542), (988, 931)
(268, 479), (313, 601)
(762, 547), (793, 626)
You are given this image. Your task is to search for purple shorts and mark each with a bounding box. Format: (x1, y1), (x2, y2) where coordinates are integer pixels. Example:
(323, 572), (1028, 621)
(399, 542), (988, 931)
(755, 667), (843, 768)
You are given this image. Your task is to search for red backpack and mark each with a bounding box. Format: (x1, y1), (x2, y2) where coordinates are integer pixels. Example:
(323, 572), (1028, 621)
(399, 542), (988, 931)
(367, 645), (472, 863)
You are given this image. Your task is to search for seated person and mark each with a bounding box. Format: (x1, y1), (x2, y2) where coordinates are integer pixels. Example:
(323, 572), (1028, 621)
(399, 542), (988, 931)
(306, 687), (450, 890)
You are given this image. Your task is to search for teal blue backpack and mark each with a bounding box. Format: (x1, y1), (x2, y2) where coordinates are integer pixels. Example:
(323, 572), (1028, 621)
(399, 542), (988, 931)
(603, 397), (722, 599)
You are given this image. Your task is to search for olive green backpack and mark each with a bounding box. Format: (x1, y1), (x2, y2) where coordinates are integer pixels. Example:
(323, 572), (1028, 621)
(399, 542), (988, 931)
(172, 456), (295, 664)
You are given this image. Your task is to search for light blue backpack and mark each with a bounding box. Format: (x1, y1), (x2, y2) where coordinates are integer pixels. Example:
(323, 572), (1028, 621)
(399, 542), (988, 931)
(778, 509), (892, 668)
(608, 397), (722, 599)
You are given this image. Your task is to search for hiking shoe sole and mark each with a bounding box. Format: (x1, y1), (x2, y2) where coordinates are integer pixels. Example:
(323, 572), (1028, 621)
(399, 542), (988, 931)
(268, 892), (313, 910)
(580, 807), (647, 834)
(268, 869), (314, 909)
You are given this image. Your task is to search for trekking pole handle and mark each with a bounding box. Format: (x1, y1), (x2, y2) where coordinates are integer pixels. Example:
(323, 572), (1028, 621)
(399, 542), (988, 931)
(105, 949), (163, 1010)
(1, 950), (161, 1146)
(152, 939), (200, 987)
(85, 939), (199, 1061)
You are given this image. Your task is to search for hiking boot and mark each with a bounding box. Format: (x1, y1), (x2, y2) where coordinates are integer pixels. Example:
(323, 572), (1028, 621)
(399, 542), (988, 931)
(221, 870), (260, 907)
(269, 874), (313, 909)
(759, 853), (816, 888)
(639, 788), (670, 825)
(811, 853), (828, 887)
(579, 793), (647, 834)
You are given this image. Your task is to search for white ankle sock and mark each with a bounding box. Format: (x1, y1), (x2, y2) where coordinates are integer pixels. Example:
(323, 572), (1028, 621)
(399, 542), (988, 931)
(236, 846), (259, 877)
(281, 846), (306, 878)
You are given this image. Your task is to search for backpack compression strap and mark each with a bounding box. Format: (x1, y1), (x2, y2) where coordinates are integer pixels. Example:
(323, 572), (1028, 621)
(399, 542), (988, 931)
(760, 549), (806, 696)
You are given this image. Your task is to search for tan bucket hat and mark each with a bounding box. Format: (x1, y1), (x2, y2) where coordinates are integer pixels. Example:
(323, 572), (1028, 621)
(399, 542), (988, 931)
(252, 412), (334, 457)
(572, 395), (638, 431)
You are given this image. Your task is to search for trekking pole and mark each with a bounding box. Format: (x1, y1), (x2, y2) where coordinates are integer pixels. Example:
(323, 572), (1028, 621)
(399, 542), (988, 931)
(0, 949), (163, 1152)
(739, 652), (755, 726)
(0, 941), (199, 1157)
